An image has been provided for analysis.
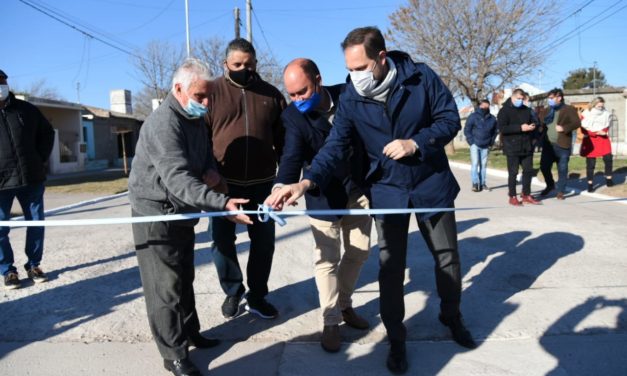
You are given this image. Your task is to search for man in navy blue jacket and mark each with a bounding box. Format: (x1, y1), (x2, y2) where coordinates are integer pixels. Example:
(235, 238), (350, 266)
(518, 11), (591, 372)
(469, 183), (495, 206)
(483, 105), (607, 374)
(266, 58), (372, 353)
(464, 99), (498, 192)
(268, 27), (476, 374)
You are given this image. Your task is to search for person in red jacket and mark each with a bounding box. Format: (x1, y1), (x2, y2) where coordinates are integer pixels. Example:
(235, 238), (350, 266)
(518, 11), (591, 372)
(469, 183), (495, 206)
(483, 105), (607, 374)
(580, 97), (614, 192)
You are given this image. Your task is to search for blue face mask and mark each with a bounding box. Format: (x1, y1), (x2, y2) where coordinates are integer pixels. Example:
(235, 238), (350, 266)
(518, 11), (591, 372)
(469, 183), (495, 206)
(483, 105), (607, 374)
(512, 98), (523, 108)
(548, 98), (557, 107)
(294, 91), (321, 114)
(185, 98), (208, 118)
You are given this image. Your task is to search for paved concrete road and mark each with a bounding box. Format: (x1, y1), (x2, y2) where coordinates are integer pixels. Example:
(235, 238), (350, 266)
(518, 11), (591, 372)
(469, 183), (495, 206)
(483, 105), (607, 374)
(1, 165), (625, 376)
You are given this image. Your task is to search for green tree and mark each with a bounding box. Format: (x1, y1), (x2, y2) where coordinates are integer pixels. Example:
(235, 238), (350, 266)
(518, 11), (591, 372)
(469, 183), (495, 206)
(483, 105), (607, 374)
(562, 67), (607, 90)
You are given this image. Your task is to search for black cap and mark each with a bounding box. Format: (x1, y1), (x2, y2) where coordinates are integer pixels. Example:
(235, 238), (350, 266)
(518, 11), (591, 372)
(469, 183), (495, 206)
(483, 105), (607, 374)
(0, 69), (7, 79)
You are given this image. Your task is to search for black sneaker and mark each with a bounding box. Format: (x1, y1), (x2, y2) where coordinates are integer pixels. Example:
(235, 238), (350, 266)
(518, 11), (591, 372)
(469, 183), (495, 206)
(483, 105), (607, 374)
(27, 267), (48, 283)
(221, 295), (242, 319)
(386, 340), (408, 374)
(3, 272), (20, 290)
(606, 178), (614, 187)
(471, 183), (480, 192)
(163, 358), (201, 376)
(245, 298), (278, 319)
(439, 314), (477, 349)
(482, 184), (491, 192)
(587, 183), (594, 193)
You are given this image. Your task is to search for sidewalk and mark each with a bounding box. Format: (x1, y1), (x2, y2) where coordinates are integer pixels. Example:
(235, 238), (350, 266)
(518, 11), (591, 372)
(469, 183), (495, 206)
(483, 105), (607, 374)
(1, 165), (626, 375)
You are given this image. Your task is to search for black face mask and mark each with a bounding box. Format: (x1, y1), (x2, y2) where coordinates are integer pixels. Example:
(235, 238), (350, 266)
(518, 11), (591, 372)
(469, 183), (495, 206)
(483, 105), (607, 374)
(227, 68), (254, 86)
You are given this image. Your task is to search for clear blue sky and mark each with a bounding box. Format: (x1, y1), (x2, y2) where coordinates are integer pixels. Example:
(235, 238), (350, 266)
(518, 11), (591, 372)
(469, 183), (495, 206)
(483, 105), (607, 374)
(3, 0), (627, 109)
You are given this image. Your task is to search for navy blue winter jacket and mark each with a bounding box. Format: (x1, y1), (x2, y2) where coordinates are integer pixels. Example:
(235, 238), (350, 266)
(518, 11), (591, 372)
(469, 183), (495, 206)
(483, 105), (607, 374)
(303, 51), (461, 218)
(463, 109), (498, 148)
(276, 84), (366, 221)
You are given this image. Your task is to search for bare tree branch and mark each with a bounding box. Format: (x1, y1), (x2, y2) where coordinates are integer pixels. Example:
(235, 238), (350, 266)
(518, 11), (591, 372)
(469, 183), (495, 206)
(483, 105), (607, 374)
(387, 0), (555, 106)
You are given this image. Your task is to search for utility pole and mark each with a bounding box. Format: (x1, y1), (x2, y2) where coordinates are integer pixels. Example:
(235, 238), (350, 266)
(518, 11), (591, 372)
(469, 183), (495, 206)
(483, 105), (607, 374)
(185, 0), (191, 57)
(593, 61), (597, 96)
(234, 7), (240, 39)
(246, 0), (252, 43)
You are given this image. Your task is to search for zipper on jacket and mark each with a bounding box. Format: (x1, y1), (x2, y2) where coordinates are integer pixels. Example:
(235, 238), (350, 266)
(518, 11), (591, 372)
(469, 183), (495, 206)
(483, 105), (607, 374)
(242, 88), (249, 184)
(1, 109), (24, 186)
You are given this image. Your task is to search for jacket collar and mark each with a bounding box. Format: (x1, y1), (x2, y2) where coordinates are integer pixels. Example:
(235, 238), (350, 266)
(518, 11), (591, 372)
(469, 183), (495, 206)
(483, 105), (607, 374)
(166, 92), (201, 121)
(0, 92), (15, 109)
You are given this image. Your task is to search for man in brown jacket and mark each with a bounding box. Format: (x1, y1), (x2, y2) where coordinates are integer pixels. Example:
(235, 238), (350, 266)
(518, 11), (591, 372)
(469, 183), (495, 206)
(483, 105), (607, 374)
(206, 38), (286, 320)
(540, 88), (581, 200)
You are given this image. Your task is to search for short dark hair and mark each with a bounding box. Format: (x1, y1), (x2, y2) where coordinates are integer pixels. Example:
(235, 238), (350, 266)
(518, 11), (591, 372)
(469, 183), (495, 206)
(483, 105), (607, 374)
(226, 38), (256, 59)
(479, 99), (490, 106)
(341, 26), (386, 59)
(512, 88), (525, 96)
(287, 58), (320, 83)
(547, 88), (564, 98)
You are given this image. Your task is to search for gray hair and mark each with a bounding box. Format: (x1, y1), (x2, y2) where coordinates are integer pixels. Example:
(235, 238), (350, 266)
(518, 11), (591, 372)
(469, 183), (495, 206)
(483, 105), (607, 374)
(171, 58), (213, 92)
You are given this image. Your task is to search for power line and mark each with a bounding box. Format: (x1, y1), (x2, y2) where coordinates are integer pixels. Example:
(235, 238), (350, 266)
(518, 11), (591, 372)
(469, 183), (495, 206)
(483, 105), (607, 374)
(118, 0), (176, 34)
(251, 8), (277, 62)
(538, 0), (625, 55)
(28, 0), (138, 52)
(254, 5), (394, 13)
(17, 0), (141, 59)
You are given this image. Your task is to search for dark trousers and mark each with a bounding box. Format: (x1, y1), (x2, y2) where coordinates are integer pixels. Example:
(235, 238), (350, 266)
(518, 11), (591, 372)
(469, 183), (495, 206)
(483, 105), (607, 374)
(506, 154), (534, 196)
(0, 183), (46, 276)
(540, 143), (571, 193)
(132, 214), (200, 360)
(586, 154), (613, 181)
(212, 181), (275, 302)
(375, 210), (461, 342)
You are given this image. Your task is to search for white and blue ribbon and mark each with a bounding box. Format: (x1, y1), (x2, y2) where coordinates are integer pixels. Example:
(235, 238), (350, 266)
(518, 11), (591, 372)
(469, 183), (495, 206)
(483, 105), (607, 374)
(1, 205), (494, 228)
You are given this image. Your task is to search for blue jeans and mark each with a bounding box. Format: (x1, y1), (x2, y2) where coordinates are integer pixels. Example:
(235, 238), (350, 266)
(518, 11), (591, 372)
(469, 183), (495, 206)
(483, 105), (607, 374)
(0, 183), (46, 276)
(212, 181), (275, 301)
(470, 144), (489, 185)
(541, 142), (571, 193)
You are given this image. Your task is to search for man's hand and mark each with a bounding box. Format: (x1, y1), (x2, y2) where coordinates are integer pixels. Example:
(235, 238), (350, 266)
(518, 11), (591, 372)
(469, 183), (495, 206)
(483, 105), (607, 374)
(556, 125), (565, 132)
(383, 139), (417, 160)
(224, 198), (253, 225)
(521, 123), (536, 132)
(266, 180), (311, 209)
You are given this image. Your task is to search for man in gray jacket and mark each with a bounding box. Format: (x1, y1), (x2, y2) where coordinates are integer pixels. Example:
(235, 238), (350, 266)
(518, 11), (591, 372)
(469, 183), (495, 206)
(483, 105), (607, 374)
(128, 58), (251, 376)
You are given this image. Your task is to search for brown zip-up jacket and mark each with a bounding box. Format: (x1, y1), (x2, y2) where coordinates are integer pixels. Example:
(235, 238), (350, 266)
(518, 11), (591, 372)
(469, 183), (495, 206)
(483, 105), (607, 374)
(207, 74), (286, 186)
(543, 104), (581, 149)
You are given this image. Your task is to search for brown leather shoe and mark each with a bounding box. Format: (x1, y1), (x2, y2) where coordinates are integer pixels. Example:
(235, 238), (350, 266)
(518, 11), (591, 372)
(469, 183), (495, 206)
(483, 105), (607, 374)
(321, 325), (341, 352)
(342, 307), (370, 330)
(556, 192), (565, 200)
(508, 196), (522, 206)
(521, 194), (542, 205)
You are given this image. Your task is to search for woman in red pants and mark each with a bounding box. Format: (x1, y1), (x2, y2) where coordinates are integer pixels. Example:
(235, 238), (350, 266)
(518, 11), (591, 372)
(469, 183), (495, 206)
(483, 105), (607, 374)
(580, 97), (614, 192)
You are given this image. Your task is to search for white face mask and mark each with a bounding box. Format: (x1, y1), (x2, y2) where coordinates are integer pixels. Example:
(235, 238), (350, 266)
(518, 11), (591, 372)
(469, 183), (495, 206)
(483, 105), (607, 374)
(350, 61), (379, 95)
(0, 85), (9, 100)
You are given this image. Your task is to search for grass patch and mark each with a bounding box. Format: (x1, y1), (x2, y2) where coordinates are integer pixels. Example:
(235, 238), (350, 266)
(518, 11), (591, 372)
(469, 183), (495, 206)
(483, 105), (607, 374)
(45, 171), (129, 194)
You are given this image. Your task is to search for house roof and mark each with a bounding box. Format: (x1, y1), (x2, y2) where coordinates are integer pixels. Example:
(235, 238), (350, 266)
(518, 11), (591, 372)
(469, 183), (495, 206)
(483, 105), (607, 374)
(82, 105), (144, 122)
(530, 87), (627, 101)
(16, 95), (83, 111)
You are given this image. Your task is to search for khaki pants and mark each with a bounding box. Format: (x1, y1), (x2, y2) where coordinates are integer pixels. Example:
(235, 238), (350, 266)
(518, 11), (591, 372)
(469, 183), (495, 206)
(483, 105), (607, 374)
(309, 194), (372, 326)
